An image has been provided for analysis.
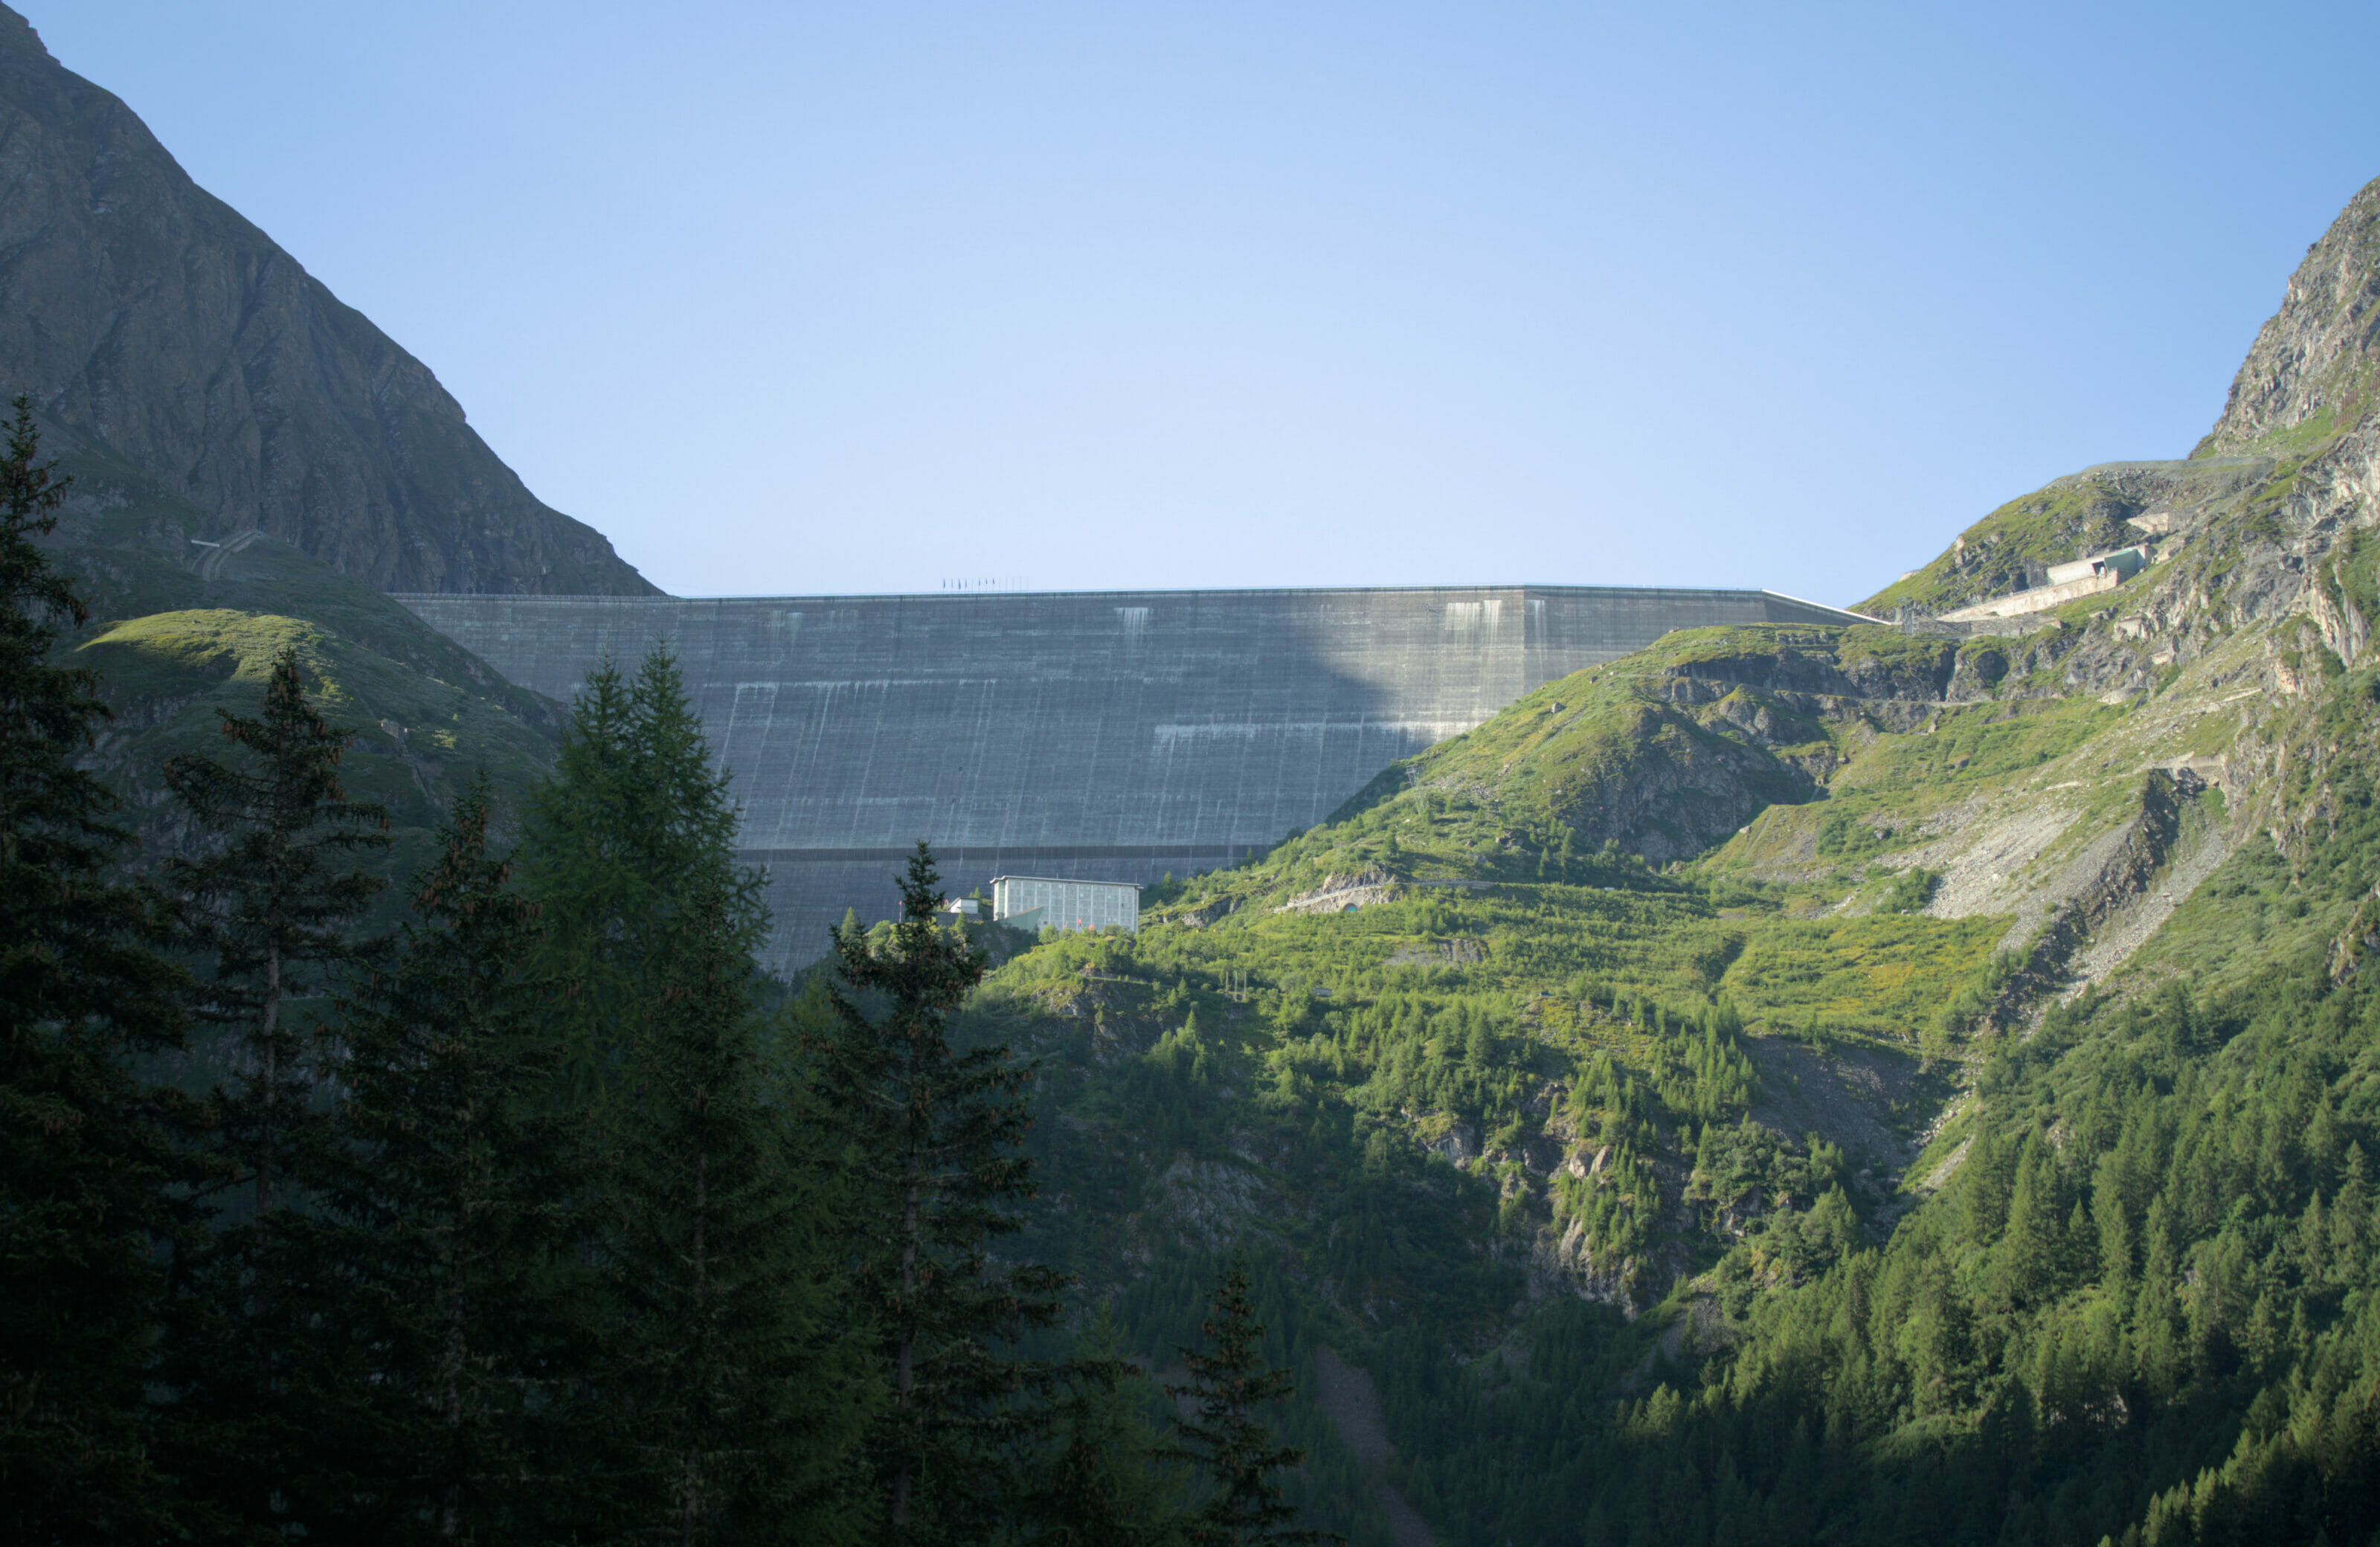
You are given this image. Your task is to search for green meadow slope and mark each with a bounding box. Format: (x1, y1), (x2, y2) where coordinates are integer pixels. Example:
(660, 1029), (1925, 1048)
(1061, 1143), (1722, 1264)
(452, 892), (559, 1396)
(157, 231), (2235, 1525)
(40, 433), (564, 922)
(928, 176), (2380, 1546)
(951, 593), (2380, 1546)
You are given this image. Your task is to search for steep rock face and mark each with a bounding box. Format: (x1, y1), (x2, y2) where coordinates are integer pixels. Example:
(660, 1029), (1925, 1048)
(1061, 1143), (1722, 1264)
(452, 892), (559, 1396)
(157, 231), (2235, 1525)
(0, 6), (657, 596)
(2204, 175), (2380, 454)
(1866, 176), (2380, 627)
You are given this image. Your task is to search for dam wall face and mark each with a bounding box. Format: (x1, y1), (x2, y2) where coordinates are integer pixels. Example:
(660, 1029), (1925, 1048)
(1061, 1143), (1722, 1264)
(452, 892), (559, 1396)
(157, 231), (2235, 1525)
(399, 585), (1862, 969)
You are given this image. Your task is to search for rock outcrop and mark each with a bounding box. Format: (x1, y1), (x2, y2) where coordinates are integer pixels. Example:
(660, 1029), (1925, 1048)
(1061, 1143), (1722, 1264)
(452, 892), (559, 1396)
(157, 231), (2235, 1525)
(1276, 866), (1403, 913)
(2203, 175), (2380, 454)
(0, 5), (657, 596)
(1866, 176), (2380, 628)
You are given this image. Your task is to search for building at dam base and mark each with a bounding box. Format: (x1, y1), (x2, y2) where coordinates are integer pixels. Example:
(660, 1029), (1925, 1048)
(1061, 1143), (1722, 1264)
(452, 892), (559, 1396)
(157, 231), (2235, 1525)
(398, 585), (1867, 971)
(991, 875), (1142, 936)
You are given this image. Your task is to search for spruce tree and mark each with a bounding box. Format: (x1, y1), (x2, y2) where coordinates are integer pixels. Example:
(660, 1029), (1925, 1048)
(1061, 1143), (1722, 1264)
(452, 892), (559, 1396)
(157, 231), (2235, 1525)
(159, 644), (390, 1531)
(165, 645), (390, 1215)
(0, 398), (196, 1542)
(266, 777), (599, 1540)
(1164, 1256), (1339, 1547)
(814, 843), (1073, 1543)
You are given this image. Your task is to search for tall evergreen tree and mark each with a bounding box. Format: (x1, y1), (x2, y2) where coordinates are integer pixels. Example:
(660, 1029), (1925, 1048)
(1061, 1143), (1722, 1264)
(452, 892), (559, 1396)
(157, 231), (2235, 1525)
(1990, 1133), (2062, 1310)
(814, 843), (1073, 1543)
(263, 777), (599, 1541)
(0, 398), (195, 1542)
(159, 645), (391, 1534)
(1039, 1309), (1185, 1547)
(517, 648), (762, 1101)
(522, 649), (872, 1540)
(1164, 1256), (1339, 1547)
(165, 646), (390, 1215)
(595, 865), (875, 1543)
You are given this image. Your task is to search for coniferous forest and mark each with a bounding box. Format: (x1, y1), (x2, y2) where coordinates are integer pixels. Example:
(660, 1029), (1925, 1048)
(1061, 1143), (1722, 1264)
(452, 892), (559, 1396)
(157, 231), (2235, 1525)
(0, 409), (1329, 1545)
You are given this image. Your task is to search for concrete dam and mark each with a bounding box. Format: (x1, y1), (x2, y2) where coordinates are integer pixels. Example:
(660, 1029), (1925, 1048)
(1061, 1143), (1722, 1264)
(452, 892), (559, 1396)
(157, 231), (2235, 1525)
(399, 585), (1867, 969)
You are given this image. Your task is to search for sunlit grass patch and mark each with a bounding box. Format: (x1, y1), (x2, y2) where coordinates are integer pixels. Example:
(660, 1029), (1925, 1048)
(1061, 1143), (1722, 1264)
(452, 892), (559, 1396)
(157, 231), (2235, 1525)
(1720, 914), (2007, 1040)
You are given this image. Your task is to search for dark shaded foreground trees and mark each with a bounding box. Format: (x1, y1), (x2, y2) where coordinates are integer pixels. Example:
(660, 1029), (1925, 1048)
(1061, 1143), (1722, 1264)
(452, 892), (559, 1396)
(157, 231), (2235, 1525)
(0, 397), (196, 1543)
(594, 857), (876, 1543)
(160, 643), (884, 1544)
(1166, 1255), (1342, 1547)
(155, 644), (396, 1532)
(1043, 1307), (1185, 1547)
(808, 850), (1331, 1546)
(514, 646), (878, 1540)
(0, 491), (1339, 1546)
(165, 645), (390, 1218)
(814, 842), (1083, 1543)
(262, 776), (598, 1540)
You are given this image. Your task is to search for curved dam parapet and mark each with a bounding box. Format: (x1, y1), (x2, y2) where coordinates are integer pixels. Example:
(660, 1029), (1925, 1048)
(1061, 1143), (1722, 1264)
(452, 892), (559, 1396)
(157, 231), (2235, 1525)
(398, 585), (1868, 968)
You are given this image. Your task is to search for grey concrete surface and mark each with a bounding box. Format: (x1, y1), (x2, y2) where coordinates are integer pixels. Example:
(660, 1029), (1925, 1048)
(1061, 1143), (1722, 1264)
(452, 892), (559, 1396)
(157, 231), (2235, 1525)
(398, 585), (1863, 970)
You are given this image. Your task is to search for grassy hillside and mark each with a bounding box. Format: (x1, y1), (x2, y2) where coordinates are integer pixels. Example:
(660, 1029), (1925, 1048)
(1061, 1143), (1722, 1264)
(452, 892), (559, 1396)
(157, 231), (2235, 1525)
(39, 429), (565, 919)
(74, 608), (559, 918)
(926, 472), (2380, 1540)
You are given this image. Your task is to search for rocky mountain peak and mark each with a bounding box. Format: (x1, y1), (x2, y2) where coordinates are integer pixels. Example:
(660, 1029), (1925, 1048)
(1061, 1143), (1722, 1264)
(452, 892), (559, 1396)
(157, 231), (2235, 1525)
(2202, 173), (2380, 455)
(0, 4), (658, 596)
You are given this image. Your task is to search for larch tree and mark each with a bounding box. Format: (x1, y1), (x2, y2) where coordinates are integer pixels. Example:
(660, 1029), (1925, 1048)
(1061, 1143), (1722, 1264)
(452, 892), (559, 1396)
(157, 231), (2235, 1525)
(516, 647), (763, 1103)
(526, 646), (872, 1540)
(595, 864), (875, 1543)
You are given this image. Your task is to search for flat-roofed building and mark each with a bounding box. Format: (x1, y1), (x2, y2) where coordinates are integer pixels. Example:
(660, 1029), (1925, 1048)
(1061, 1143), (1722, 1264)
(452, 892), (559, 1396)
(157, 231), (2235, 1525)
(2046, 547), (2149, 586)
(993, 875), (1139, 935)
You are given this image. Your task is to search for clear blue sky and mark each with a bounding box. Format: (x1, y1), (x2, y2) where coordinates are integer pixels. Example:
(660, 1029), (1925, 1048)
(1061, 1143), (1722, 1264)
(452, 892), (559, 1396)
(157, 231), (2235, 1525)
(26, 1), (2380, 604)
